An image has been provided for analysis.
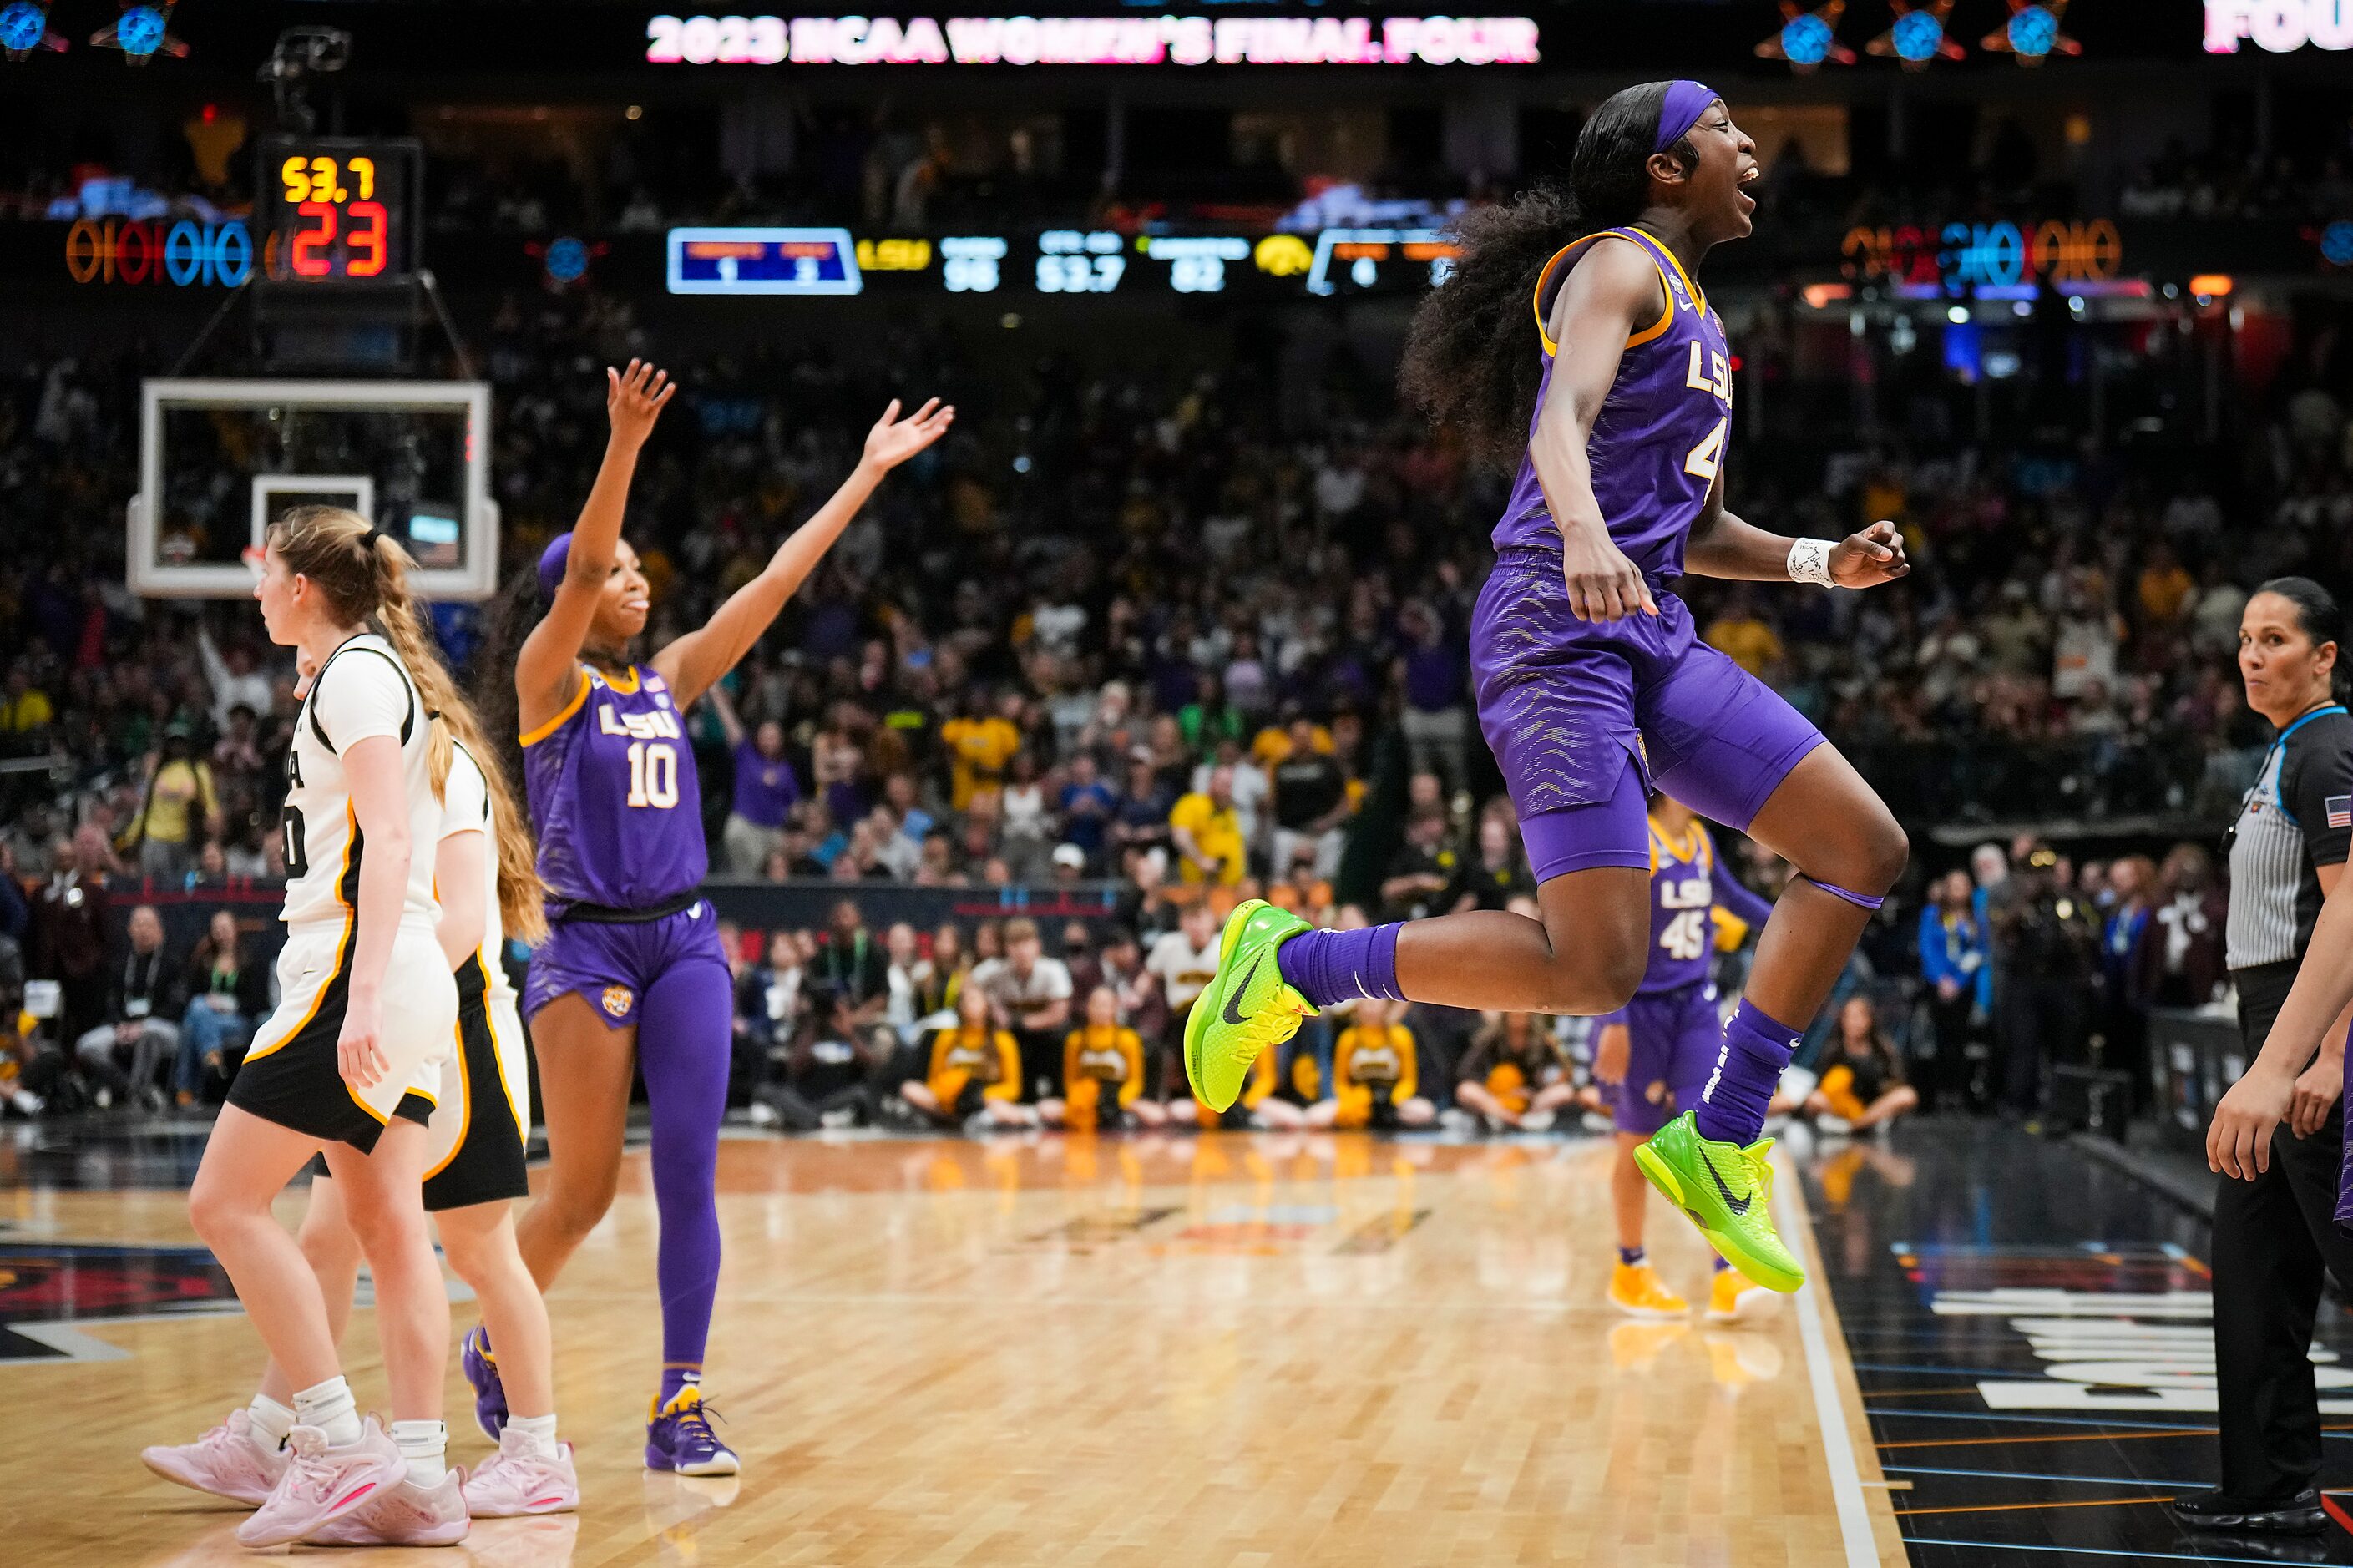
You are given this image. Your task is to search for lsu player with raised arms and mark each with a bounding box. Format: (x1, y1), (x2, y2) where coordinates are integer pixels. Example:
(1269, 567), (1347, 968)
(164, 508), (467, 1547)
(144, 702), (576, 1530)
(1185, 80), (1911, 1294)
(1595, 794), (1779, 1324)
(492, 361), (950, 1475)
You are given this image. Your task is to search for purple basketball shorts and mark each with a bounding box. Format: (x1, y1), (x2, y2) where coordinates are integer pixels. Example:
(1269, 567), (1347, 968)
(1468, 548), (1826, 883)
(523, 898), (725, 1029)
(1599, 981), (1724, 1136)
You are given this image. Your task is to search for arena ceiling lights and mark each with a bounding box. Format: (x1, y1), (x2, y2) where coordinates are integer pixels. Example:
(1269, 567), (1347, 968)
(0, 1), (66, 59)
(89, 1), (185, 63)
(1758, 1), (2087, 73)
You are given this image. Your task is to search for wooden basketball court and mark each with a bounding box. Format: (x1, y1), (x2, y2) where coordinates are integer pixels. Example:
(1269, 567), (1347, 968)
(3, 1131), (1902, 1565)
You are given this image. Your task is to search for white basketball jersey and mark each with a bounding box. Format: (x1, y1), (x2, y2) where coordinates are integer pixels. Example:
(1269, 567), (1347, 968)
(439, 741), (516, 1001)
(280, 633), (442, 933)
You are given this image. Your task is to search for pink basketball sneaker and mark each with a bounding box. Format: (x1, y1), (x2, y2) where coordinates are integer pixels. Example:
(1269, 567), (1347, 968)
(234, 1416), (402, 1548)
(463, 1431), (580, 1517)
(306, 1464), (471, 1547)
(139, 1409), (288, 1506)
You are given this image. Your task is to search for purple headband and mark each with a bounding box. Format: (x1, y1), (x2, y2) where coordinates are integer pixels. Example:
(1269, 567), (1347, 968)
(538, 531), (572, 599)
(1654, 79), (1719, 154)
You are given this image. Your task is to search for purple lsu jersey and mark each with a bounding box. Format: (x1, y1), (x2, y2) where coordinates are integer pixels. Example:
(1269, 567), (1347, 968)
(1492, 225), (1734, 581)
(522, 663), (708, 913)
(1640, 817), (1723, 995)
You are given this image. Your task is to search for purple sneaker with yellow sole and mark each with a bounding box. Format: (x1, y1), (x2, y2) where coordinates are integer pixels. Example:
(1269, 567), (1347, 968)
(645, 1388), (740, 1476)
(462, 1324), (509, 1440)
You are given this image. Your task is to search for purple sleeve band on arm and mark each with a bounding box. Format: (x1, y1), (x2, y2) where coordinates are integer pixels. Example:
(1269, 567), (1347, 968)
(1802, 874), (1885, 913)
(1654, 80), (1719, 153)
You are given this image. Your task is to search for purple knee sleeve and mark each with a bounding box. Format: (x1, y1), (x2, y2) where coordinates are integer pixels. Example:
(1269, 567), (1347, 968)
(1276, 922), (1404, 1009)
(1802, 875), (1885, 913)
(637, 957), (733, 1383)
(1695, 997), (1802, 1147)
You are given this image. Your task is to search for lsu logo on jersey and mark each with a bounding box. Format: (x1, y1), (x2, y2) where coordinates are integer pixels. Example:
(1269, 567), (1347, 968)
(601, 984), (635, 1019)
(598, 706), (683, 741)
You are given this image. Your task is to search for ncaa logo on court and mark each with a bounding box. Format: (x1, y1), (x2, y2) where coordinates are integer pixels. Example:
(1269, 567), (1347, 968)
(601, 985), (635, 1019)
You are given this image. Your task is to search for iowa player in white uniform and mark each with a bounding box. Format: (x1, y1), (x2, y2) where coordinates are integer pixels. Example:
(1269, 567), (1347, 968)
(149, 737), (580, 1528)
(173, 508), (468, 1549)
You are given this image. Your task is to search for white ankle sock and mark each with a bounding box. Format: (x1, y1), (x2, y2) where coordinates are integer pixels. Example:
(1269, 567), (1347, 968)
(246, 1393), (296, 1454)
(291, 1376), (362, 1448)
(507, 1413), (559, 1459)
(390, 1419), (448, 1486)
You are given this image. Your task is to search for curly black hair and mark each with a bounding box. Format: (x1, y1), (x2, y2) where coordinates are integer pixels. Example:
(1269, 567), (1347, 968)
(1399, 81), (1697, 470)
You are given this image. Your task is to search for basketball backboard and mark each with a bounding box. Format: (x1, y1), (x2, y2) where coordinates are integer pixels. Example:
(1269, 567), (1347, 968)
(131, 378), (498, 599)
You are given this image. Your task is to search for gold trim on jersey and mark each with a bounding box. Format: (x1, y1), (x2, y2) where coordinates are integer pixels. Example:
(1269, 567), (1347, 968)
(483, 989), (529, 1147)
(519, 670), (592, 748)
(601, 664), (643, 695)
(1532, 228), (1675, 357)
(421, 997), (471, 1179)
(247, 807), (359, 1067)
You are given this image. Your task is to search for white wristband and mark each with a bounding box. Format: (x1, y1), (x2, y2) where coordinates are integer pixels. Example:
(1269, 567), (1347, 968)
(1787, 538), (1836, 588)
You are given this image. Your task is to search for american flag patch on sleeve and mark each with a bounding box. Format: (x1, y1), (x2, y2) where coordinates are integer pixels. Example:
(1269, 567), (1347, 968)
(2328, 795), (2351, 830)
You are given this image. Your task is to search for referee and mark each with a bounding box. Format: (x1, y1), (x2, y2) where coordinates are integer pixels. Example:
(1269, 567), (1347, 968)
(2191, 577), (2353, 1535)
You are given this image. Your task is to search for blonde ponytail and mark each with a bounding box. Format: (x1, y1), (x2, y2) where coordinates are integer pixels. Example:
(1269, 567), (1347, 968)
(268, 506), (549, 946)
(367, 539), (551, 948)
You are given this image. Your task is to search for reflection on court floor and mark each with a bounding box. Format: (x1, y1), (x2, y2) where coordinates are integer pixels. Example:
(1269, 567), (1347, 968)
(1804, 1120), (2353, 1565)
(5, 1125), (1889, 1566)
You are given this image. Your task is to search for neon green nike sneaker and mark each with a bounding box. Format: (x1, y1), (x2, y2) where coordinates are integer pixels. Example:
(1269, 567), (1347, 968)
(1632, 1110), (1805, 1293)
(1184, 899), (1317, 1112)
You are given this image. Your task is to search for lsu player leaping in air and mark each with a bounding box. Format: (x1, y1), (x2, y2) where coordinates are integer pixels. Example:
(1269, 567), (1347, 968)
(1185, 81), (1910, 1293)
(1594, 793), (1779, 1325)
(490, 361), (950, 1474)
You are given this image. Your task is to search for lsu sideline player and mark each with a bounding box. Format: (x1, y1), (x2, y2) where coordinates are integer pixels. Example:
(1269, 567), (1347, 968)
(171, 508), (464, 1547)
(497, 361), (950, 1474)
(1185, 79), (1912, 1294)
(1593, 795), (1779, 1324)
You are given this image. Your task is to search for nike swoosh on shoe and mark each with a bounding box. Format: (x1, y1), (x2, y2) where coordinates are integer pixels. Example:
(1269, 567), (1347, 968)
(1222, 953), (1265, 1026)
(1703, 1152), (1752, 1216)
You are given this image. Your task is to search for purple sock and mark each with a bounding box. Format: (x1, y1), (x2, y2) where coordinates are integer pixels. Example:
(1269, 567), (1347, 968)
(1274, 923), (1404, 1009)
(1695, 997), (1803, 1146)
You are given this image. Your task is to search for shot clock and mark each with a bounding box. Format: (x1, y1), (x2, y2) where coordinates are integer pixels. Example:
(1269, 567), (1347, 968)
(257, 135), (420, 285)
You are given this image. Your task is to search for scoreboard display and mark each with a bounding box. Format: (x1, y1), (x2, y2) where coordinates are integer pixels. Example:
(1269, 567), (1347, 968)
(664, 226), (1458, 301)
(667, 227), (861, 294)
(258, 136), (420, 285)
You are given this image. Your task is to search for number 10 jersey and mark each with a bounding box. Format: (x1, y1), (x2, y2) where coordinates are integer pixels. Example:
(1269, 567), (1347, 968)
(520, 661), (709, 915)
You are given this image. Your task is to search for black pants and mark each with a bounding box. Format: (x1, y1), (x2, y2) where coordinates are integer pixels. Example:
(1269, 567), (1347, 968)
(1927, 991), (1979, 1111)
(2212, 959), (2353, 1503)
(1998, 974), (2084, 1113)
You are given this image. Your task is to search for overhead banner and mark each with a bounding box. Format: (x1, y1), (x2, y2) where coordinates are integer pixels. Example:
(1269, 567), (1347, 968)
(645, 12), (1541, 65)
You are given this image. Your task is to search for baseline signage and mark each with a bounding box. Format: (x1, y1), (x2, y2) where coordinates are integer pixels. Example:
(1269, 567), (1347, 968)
(645, 12), (1540, 65)
(2203, 0), (2353, 52)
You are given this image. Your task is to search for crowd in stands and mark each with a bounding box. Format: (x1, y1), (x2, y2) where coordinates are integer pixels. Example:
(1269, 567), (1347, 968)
(0, 236), (2347, 1126)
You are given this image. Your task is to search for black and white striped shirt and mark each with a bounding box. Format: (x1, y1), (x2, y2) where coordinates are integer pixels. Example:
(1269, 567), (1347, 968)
(2226, 704), (2353, 970)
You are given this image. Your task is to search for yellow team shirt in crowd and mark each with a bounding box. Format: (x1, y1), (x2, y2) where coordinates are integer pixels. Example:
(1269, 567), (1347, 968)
(940, 716), (1020, 811)
(1704, 615), (1784, 678)
(1331, 1022), (1417, 1128)
(1168, 791), (1245, 884)
(139, 758), (219, 847)
(0, 688), (53, 732)
(927, 1024), (1021, 1106)
(1062, 1024), (1144, 1121)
